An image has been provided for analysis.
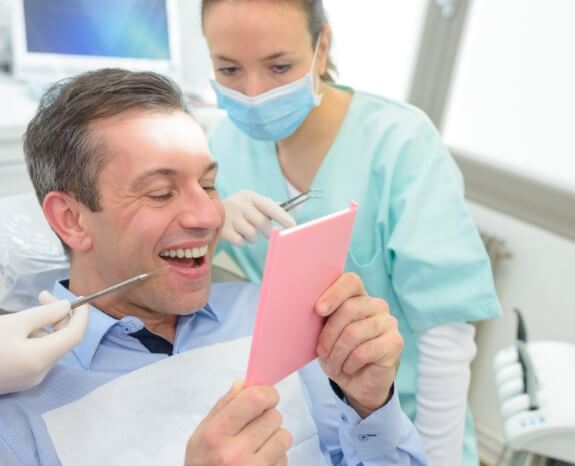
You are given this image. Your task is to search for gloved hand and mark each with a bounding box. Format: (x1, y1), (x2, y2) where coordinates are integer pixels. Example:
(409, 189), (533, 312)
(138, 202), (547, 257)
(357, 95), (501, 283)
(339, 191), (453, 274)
(0, 291), (89, 395)
(222, 190), (296, 246)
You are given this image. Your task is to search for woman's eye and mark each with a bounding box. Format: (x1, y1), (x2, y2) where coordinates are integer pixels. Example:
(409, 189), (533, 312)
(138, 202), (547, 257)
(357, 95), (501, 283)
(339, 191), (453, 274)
(271, 64), (291, 74)
(202, 184), (217, 193)
(218, 66), (239, 76)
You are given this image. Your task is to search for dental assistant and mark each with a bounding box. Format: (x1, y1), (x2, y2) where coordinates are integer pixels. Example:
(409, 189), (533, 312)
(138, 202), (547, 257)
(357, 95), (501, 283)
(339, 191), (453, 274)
(203, 1), (501, 464)
(0, 292), (88, 395)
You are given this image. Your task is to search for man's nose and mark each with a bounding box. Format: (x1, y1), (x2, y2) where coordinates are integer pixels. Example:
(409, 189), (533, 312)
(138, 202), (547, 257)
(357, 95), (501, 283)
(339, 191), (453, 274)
(178, 189), (223, 231)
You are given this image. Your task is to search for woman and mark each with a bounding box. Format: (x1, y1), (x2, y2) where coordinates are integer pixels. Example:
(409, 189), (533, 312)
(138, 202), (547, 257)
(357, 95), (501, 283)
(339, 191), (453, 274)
(0, 292), (88, 395)
(203, 1), (501, 464)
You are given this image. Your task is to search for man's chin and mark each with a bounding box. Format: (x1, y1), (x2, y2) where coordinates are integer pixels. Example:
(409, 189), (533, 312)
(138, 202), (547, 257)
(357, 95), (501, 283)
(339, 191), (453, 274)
(162, 290), (211, 316)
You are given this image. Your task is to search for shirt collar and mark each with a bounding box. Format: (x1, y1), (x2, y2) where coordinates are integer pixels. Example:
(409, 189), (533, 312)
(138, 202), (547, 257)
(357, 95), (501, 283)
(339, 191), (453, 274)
(52, 280), (220, 368)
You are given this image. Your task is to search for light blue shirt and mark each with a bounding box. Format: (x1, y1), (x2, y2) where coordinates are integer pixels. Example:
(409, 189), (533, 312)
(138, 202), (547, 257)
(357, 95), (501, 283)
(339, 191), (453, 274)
(0, 281), (426, 466)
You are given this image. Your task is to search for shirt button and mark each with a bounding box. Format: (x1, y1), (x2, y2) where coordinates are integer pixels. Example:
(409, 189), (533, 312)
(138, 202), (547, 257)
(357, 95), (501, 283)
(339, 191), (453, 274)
(340, 414), (348, 423)
(357, 433), (376, 442)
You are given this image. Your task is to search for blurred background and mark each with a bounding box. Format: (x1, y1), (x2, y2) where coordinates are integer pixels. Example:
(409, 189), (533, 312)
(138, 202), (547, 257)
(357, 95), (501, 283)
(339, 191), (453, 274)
(0, 1), (574, 464)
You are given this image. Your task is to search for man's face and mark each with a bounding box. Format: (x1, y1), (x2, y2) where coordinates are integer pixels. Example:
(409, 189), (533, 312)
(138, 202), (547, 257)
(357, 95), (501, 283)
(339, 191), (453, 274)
(81, 110), (224, 316)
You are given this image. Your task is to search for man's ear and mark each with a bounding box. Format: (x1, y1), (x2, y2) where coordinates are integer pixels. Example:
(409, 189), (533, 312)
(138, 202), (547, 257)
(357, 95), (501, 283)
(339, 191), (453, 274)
(42, 192), (93, 252)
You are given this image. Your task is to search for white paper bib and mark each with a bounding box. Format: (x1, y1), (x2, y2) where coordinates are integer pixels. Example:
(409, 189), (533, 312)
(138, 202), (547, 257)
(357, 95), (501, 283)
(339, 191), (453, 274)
(43, 337), (326, 465)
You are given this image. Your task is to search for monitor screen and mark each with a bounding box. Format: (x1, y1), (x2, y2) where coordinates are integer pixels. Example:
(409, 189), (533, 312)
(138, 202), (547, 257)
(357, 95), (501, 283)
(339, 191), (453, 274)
(11, 0), (181, 84)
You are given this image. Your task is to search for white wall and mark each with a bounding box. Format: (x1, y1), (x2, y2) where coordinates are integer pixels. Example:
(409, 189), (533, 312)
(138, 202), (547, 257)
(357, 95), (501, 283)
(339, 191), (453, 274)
(176, 0), (213, 99)
(467, 200), (575, 463)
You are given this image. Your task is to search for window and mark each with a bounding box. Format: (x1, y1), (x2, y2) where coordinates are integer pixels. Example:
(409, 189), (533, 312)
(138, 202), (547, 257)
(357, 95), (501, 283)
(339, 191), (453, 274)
(325, 0), (428, 101)
(442, 0), (575, 192)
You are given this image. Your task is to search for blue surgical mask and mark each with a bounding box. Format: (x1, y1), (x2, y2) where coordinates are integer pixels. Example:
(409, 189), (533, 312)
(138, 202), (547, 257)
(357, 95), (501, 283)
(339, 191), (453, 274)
(211, 39), (323, 141)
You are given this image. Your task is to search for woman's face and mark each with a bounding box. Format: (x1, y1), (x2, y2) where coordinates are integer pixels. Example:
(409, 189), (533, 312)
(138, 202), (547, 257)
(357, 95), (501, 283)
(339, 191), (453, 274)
(203, 0), (327, 97)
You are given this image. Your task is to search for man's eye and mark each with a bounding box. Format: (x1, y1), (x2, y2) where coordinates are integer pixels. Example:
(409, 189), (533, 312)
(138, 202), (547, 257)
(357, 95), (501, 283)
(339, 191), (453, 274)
(202, 184), (217, 193)
(218, 66), (238, 76)
(271, 64), (291, 74)
(148, 192), (173, 201)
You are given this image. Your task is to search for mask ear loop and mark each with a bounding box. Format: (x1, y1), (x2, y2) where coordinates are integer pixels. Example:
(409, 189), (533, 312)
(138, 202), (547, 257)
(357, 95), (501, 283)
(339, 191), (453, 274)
(310, 32), (324, 104)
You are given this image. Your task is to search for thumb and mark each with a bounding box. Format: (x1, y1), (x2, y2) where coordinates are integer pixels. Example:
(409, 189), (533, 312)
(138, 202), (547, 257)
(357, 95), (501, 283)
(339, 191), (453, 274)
(20, 300), (72, 334)
(208, 379), (245, 416)
(38, 290), (59, 305)
(27, 304), (89, 365)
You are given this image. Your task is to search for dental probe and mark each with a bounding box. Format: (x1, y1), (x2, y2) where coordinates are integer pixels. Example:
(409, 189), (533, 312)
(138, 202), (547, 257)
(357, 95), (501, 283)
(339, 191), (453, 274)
(70, 265), (170, 309)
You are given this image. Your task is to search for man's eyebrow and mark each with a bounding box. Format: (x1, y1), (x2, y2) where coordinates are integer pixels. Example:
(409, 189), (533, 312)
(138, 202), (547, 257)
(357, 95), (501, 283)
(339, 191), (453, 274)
(131, 168), (179, 190)
(130, 162), (218, 190)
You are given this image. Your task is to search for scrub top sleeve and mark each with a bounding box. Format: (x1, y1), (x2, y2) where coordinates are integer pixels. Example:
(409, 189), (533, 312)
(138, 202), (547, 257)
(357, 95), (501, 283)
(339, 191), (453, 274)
(386, 117), (501, 333)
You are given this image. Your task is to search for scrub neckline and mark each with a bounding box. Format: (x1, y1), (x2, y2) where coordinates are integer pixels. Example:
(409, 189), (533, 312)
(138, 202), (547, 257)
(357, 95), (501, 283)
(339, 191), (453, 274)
(272, 84), (359, 221)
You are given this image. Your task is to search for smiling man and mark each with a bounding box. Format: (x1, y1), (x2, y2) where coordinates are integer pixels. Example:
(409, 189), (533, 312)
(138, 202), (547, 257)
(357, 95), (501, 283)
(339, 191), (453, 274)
(42, 107), (222, 341)
(0, 69), (426, 466)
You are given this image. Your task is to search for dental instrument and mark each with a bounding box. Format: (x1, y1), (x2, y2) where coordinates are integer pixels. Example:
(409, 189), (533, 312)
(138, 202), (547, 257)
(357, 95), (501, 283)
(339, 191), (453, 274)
(279, 189), (323, 212)
(70, 265), (170, 309)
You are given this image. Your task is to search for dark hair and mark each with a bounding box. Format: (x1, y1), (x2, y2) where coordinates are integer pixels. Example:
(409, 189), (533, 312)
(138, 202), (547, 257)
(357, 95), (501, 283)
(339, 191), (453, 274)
(24, 68), (190, 252)
(201, 0), (337, 82)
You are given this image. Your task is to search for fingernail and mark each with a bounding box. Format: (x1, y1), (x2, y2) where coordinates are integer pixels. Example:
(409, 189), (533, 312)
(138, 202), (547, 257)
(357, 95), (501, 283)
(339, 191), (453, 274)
(225, 379), (244, 401)
(317, 301), (329, 315)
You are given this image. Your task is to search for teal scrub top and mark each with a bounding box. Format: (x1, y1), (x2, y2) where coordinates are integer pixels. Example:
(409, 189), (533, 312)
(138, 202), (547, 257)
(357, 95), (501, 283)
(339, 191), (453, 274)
(209, 88), (501, 465)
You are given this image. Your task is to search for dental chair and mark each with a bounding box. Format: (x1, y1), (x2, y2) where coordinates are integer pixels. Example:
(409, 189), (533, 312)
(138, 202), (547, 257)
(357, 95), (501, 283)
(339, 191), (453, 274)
(493, 310), (575, 466)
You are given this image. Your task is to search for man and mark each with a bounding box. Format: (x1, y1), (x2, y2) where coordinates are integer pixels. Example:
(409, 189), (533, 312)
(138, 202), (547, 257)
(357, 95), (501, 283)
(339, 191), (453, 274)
(0, 69), (426, 465)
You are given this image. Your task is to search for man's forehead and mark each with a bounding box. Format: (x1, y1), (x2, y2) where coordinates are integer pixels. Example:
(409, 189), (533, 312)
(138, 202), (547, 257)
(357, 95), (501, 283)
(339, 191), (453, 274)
(91, 109), (213, 177)
(130, 161), (218, 189)
(90, 108), (207, 151)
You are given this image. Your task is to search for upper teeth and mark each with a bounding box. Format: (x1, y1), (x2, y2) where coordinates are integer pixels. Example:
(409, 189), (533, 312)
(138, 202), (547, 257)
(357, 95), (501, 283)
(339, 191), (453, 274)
(159, 246), (208, 259)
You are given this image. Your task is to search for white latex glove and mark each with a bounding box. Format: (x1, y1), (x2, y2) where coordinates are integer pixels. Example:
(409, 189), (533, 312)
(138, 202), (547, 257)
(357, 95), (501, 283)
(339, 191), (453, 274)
(0, 291), (89, 395)
(222, 190), (296, 246)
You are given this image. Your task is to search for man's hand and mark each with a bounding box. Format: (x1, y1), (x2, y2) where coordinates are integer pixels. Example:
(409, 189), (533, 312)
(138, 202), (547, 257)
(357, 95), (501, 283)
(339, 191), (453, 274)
(0, 291), (89, 395)
(315, 273), (403, 418)
(185, 381), (292, 466)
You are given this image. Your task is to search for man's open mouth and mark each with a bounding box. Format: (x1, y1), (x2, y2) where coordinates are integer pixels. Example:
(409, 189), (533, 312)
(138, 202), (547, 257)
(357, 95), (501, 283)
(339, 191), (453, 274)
(159, 245), (209, 268)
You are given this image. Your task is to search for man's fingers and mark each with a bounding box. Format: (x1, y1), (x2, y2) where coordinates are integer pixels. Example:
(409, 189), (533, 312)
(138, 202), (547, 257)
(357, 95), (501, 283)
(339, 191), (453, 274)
(316, 296), (379, 358)
(240, 408), (284, 452)
(342, 328), (403, 376)
(273, 457), (288, 466)
(208, 379), (245, 417)
(315, 273), (366, 317)
(321, 314), (388, 375)
(254, 428), (292, 466)
(214, 385), (280, 436)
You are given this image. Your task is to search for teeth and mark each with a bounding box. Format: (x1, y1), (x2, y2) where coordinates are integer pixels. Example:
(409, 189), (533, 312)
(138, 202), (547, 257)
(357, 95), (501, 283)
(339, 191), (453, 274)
(159, 245), (209, 259)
